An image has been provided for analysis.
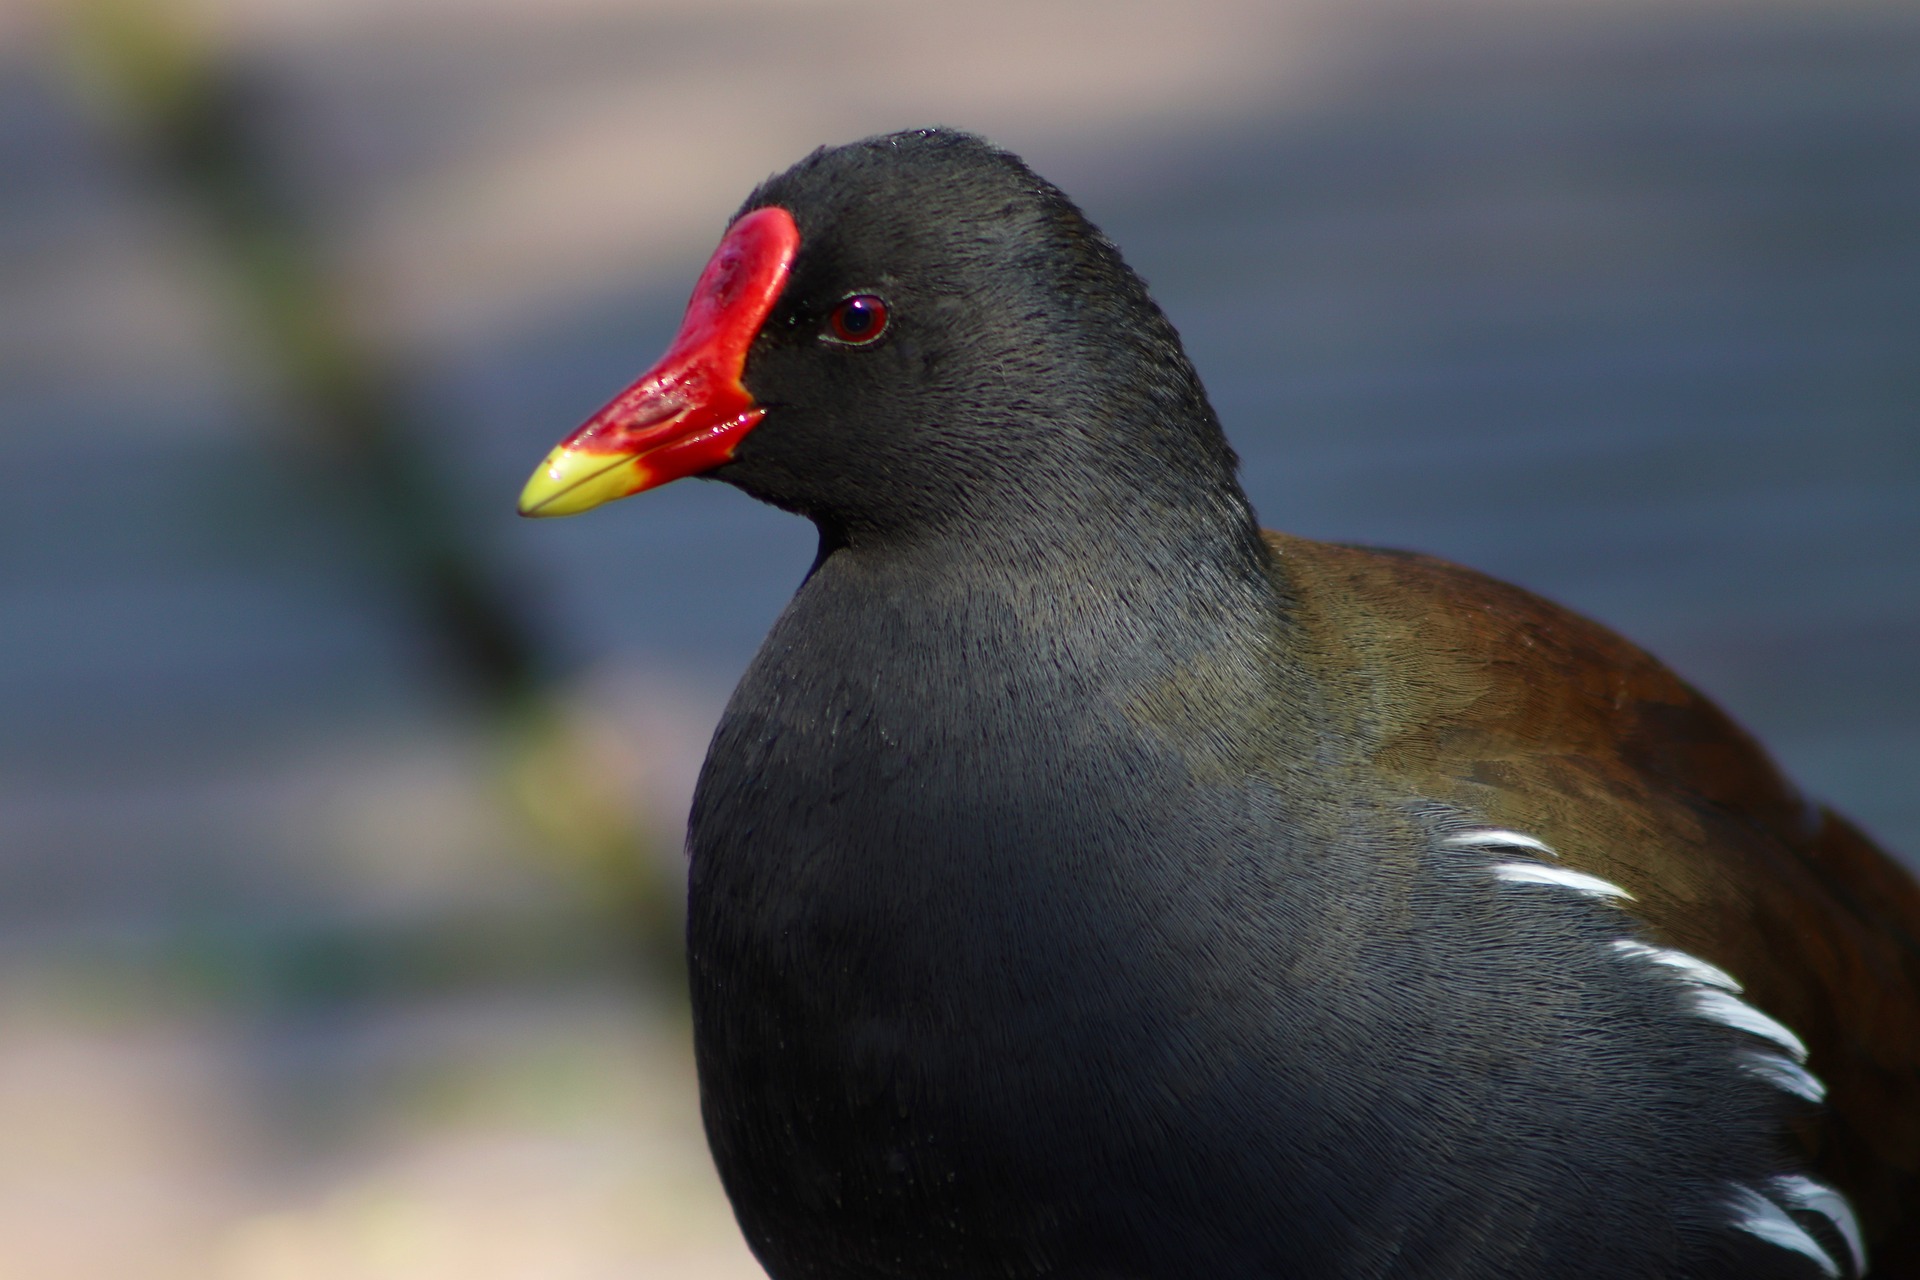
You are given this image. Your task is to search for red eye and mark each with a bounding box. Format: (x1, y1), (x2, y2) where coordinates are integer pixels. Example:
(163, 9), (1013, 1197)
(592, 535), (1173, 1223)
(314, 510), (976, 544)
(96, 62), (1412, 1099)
(827, 294), (889, 344)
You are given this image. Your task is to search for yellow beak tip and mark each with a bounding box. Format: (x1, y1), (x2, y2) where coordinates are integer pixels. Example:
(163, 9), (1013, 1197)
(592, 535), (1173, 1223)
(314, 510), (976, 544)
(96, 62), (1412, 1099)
(515, 475), (571, 518)
(516, 446), (648, 519)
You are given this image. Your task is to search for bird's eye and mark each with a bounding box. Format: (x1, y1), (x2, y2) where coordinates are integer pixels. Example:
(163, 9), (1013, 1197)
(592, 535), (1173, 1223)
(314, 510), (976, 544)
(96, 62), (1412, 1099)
(826, 294), (889, 345)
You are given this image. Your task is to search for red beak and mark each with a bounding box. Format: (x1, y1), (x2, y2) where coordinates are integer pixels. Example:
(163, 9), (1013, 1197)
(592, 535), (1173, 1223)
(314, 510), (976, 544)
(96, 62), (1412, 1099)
(518, 206), (800, 517)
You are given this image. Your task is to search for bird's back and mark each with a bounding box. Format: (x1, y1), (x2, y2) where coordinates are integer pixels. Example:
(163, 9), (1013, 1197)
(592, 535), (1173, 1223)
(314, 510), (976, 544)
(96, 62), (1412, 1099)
(1271, 531), (1920, 1271)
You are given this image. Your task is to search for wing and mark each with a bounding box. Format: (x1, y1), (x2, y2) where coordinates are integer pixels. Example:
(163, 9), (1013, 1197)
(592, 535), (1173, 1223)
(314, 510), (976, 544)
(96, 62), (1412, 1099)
(1269, 532), (1920, 1272)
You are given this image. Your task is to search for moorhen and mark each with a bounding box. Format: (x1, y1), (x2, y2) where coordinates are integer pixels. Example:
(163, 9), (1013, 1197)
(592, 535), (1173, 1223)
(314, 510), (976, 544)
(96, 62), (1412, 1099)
(519, 129), (1920, 1278)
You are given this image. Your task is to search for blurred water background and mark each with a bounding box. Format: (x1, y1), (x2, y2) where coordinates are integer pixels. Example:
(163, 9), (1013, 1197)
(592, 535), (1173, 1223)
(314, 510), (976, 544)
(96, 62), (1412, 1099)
(3, 0), (1917, 1276)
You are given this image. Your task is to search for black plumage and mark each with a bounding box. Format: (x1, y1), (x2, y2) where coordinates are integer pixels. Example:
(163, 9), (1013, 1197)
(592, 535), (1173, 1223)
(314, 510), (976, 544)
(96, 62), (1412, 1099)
(526, 129), (1920, 1278)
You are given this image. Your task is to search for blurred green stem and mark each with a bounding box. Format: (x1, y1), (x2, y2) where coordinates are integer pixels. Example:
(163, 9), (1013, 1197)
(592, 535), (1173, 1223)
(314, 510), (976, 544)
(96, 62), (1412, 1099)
(64, 0), (685, 986)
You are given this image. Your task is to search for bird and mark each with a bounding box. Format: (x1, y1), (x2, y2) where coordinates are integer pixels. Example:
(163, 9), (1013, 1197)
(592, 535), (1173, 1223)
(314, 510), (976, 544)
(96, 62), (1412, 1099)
(518, 129), (1920, 1278)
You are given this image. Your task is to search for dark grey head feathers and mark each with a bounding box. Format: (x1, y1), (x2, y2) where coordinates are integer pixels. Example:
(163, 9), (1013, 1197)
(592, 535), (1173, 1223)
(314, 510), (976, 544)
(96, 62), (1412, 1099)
(717, 129), (1260, 569)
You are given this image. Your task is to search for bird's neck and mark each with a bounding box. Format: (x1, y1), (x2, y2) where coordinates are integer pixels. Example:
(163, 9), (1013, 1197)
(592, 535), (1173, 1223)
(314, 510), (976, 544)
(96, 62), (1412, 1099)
(692, 496), (1318, 880)
(811, 493), (1280, 697)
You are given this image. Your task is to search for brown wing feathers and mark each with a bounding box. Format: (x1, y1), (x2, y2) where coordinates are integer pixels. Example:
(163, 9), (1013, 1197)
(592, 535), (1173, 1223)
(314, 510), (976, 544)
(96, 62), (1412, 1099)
(1272, 532), (1920, 1267)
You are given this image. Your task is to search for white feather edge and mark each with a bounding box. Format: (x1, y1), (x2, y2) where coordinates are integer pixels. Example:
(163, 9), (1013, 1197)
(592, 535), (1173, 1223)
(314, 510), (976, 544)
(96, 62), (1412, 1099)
(1738, 1051), (1828, 1104)
(1441, 828), (1560, 858)
(1771, 1175), (1867, 1276)
(1609, 939), (1742, 992)
(1690, 988), (1810, 1062)
(1488, 862), (1633, 901)
(1728, 1184), (1842, 1277)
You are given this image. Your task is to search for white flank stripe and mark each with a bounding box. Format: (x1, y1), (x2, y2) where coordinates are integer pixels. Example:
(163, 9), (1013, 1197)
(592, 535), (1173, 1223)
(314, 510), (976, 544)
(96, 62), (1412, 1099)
(1739, 1051), (1828, 1104)
(1610, 940), (1744, 992)
(1729, 1184), (1841, 1277)
(1490, 862), (1633, 901)
(1611, 942), (1822, 1096)
(1692, 989), (1810, 1062)
(1442, 829), (1560, 858)
(1772, 1176), (1867, 1276)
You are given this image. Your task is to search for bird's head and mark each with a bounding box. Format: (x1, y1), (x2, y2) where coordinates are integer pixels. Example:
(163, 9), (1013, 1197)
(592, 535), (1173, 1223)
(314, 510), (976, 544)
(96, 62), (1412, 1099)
(519, 129), (1251, 551)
